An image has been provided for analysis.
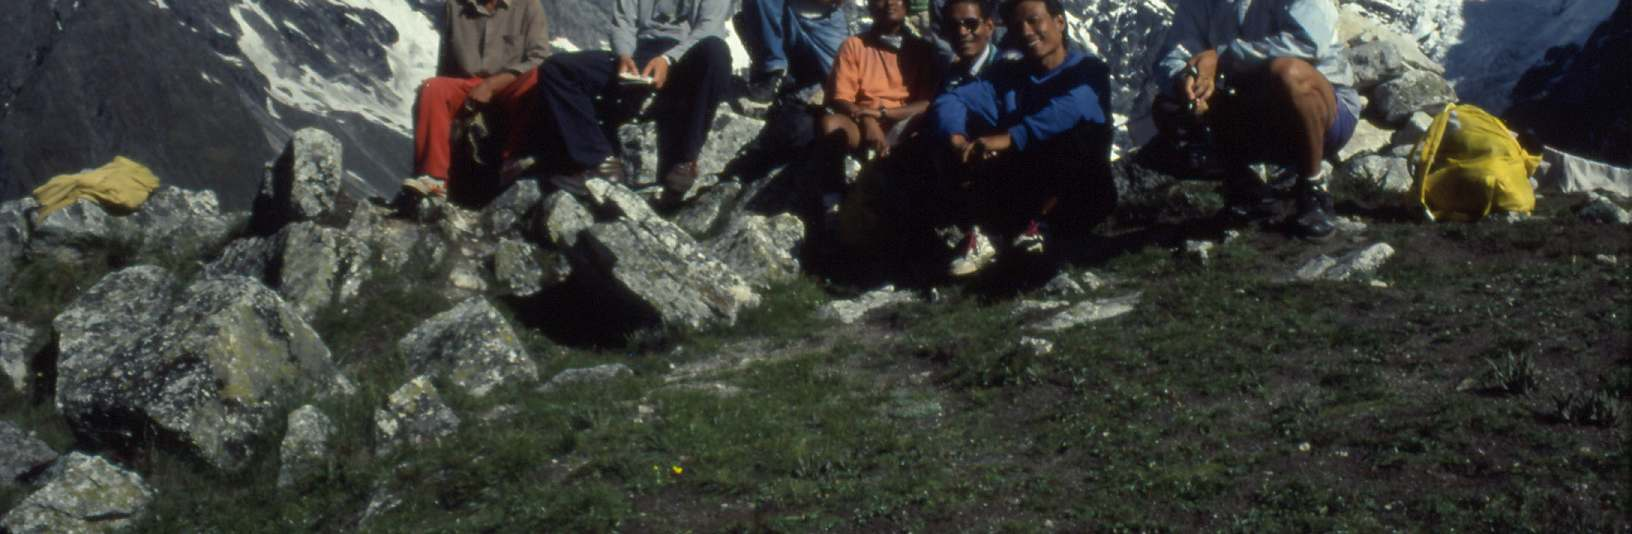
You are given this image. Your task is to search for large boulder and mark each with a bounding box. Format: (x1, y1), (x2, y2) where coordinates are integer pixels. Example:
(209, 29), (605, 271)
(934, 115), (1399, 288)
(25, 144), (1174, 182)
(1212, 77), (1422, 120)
(617, 110), (765, 186)
(130, 186), (235, 263)
(675, 181), (743, 236)
(278, 405), (335, 489)
(0, 420), (57, 487)
(1, 316), (38, 394)
(1370, 71), (1456, 126)
(56, 271), (352, 471)
(574, 216), (760, 331)
(374, 376), (461, 456)
(251, 128), (344, 234)
(204, 223), (373, 320)
(480, 179), (543, 239)
(1336, 118), (1394, 162)
(1343, 38), (1445, 91)
(492, 238), (568, 298)
(25, 199), (138, 265)
(346, 202), (449, 275)
(398, 298), (537, 397)
(0, 198), (34, 294)
(706, 213), (805, 288)
(534, 191), (595, 249)
(0, 453), (154, 533)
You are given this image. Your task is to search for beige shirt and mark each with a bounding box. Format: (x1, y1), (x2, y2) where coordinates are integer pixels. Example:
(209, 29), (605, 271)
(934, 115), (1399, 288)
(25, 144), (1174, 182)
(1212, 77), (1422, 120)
(438, 0), (551, 78)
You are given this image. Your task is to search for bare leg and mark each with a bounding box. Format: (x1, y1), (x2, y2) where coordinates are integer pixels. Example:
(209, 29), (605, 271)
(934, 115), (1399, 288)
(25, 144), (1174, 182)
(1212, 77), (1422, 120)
(1266, 57), (1338, 180)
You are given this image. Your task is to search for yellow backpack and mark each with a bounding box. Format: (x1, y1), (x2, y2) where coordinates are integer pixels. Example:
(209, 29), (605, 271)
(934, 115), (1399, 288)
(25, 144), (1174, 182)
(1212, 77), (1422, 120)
(1411, 104), (1540, 221)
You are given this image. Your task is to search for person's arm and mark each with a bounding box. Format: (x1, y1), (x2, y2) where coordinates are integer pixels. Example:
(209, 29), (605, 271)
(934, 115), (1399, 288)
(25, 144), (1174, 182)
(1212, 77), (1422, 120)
(1152, 0), (1213, 97)
(932, 79), (996, 149)
(611, 0), (640, 59)
(501, 0), (552, 75)
(827, 38), (870, 117)
(1006, 68), (1106, 152)
(664, 0), (733, 62)
(1217, 0), (1338, 72)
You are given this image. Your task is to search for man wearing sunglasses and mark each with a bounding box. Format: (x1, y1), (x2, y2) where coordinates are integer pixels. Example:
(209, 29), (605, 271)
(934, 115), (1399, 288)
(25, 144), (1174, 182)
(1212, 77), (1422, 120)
(930, 0), (1112, 277)
(939, 0), (999, 91)
(1152, 0), (1360, 239)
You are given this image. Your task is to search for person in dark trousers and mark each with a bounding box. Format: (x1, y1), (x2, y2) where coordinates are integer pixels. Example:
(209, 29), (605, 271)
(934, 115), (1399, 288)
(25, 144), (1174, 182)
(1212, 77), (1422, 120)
(533, 0), (733, 198)
(930, 0), (1112, 277)
(1151, 0), (1361, 239)
(739, 0), (851, 102)
(406, 0), (550, 199)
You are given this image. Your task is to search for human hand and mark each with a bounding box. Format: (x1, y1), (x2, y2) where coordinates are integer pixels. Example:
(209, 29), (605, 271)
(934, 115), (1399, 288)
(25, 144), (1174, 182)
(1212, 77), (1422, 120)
(617, 55), (639, 76)
(642, 56), (671, 89)
(966, 133), (1011, 162)
(1183, 50), (1219, 111)
(468, 80), (496, 106)
(862, 117), (890, 158)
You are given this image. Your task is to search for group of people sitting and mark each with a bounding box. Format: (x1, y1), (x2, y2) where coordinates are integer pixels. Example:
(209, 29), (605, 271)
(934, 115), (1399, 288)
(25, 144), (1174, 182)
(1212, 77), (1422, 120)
(406, 0), (1361, 278)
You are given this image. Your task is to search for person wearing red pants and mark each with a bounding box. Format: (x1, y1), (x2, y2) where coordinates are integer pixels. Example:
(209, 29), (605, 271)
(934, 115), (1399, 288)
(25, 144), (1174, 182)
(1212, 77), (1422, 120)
(407, 0), (551, 199)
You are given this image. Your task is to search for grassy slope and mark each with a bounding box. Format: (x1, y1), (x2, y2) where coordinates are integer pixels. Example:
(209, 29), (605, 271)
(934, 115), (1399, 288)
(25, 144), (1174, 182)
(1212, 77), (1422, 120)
(3, 196), (1628, 532)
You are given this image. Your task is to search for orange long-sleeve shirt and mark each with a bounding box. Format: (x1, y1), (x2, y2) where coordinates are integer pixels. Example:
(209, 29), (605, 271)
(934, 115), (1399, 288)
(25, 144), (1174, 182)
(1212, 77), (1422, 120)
(827, 34), (938, 110)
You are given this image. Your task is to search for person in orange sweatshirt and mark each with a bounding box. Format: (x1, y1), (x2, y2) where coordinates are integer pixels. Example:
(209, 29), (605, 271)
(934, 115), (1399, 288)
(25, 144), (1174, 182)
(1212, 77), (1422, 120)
(405, 0), (550, 199)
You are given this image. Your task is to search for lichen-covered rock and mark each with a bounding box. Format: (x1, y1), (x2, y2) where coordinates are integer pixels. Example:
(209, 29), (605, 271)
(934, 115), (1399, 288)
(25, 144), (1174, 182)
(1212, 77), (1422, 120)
(535, 191), (595, 249)
(26, 200), (138, 264)
(347, 202), (448, 274)
(0, 421), (57, 487)
(617, 109), (764, 186)
(817, 286), (920, 325)
(1, 453), (154, 533)
(539, 364), (634, 392)
(374, 376), (460, 456)
(706, 213), (804, 287)
(574, 217), (760, 330)
(278, 405), (334, 489)
(274, 223), (373, 319)
(492, 238), (550, 297)
(481, 179), (542, 238)
(1295, 243), (1397, 281)
(56, 272), (351, 471)
(251, 128), (343, 234)
(1344, 38), (1444, 91)
(399, 298), (536, 397)
(1336, 118), (1393, 162)
(0, 198), (35, 294)
(1371, 71), (1456, 126)
(1, 317), (37, 394)
(131, 186), (234, 263)
(675, 181), (743, 236)
(1027, 293), (1141, 332)
(1335, 153), (1413, 205)
(584, 178), (661, 223)
(203, 236), (275, 279)
(1390, 111), (1436, 147)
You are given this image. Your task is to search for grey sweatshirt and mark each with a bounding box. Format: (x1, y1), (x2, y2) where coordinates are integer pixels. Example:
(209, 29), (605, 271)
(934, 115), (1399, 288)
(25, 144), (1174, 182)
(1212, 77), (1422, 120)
(611, 0), (733, 62)
(1154, 0), (1360, 114)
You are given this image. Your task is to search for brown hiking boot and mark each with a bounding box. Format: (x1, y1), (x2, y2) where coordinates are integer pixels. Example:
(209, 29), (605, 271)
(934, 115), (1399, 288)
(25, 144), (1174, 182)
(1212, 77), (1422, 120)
(662, 161), (700, 197)
(550, 156), (625, 197)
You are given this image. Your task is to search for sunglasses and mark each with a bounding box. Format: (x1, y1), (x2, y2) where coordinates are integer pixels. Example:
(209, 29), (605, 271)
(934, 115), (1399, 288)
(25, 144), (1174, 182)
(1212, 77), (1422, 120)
(946, 17), (984, 32)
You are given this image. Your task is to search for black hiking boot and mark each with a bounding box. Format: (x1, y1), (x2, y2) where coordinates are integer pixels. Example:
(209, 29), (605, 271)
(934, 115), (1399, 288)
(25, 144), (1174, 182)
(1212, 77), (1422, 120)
(1293, 181), (1337, 240)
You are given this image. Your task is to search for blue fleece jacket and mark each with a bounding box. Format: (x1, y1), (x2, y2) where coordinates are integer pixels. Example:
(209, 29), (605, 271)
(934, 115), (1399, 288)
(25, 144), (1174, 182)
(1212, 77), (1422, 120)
(932, 50), (1106, 152)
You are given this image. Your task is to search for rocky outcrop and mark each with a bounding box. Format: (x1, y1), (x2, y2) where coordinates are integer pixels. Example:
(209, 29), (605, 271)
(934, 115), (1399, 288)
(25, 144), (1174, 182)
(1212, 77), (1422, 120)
(55, 269), (351, 471)
(205, 222), (373, 320)
(375, 376), (460, 456)
(491, 238), (556, 298)
(0, 198), (35, 294)
(481, 179), (542, 239)
(1, 317), (37, 394)
(617, 110), (764, 187)
(251, 128), (344, 235)
(398, 298), (537, 397)
(573, 215), (760, 331)
(1370, 71), (1455, 126)
(26, 200), (137, 265)
(535, 191), (595, 249)
(675, 182), (743, 236)
(706, 213), (804, 288)
(0, 421), (57, 487)
(278, 405), (335, 489)
(130, 186), (235, 263)
(0, 453), (155, 533)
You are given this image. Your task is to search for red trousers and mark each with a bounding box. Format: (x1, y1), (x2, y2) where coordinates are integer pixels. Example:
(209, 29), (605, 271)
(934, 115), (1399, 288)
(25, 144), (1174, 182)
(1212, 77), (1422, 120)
(412, 70), (540, 181)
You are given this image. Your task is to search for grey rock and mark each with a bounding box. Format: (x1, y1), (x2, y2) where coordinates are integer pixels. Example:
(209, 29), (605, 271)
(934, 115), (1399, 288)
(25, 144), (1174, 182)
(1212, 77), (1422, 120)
(574, 217), (760, 330)
(1333, 216), (1370, 235)
(1371, 70), (1457, 126)
(535, 191), (595, 249)
(1011, 300), (1072, 317)
(817, 286), (920, 325)
(26, 200), (137, 264)
(539, 364), (634, 392)
(347, 203), (446, 274)
(203, 236), (275, 279)
(131, 186), (233, 263)
(1042, 272), (1084, 297)
(705, 213), (804, 287)
(1539, 147), (1632, 197)
(0, 453), (154, 534)
(0, 198), (37, 294)
(1337, 118), (1393, 162)
(1344, 38), (1444, 91)
(374, 376), (461, 456)
(275, 223), (373, 319)
(492, 239), (551, 297)
(1390, 111), (1436, 147)
(252, 128), (343, 233)
(1, 317), (37, 394)
(674, 181), (743, 236)
(1296, 243), (1397, 281)
(56, 272), (351, 471)
(1018, 336), (1055, 357)
(1078, 271), (1112, 291)
(584, 179), (661, 223)
(277, 405), (334, 489)
(617, 109), (764, 185)
(399, 298), (536, 397)
(1335, 153), (1413, 205)
(481, 180), (542, 238)
(1579, 192), (1632, 225)
(1028, 293), (1142, 332)
(0, 421), (56, 486)
(1183, 240), (1216, 264)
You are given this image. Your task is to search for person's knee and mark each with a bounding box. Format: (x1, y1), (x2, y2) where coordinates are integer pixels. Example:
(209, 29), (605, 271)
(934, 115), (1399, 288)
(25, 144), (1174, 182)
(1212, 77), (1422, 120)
(419, 77), (462, 101)
(692, 37), (732, 66)
(1268, 58), (1322, 96)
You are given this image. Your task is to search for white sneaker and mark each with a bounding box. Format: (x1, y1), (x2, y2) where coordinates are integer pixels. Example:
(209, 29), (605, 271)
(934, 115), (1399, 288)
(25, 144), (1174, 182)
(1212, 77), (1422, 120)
(949, 225), (997, 277)
(401, 175), (446, 198)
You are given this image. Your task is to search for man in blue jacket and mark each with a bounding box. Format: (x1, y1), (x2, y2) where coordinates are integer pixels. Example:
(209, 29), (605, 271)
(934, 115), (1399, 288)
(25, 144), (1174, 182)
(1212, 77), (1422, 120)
(1151, 0), (1361, 239)
(931, 0), (1112, 277)
(534, 0), (733, 199)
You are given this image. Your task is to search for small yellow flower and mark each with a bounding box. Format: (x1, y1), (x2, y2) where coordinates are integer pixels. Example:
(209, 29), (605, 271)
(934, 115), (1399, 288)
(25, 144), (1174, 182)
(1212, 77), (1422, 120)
(671, 465), (684, 476)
